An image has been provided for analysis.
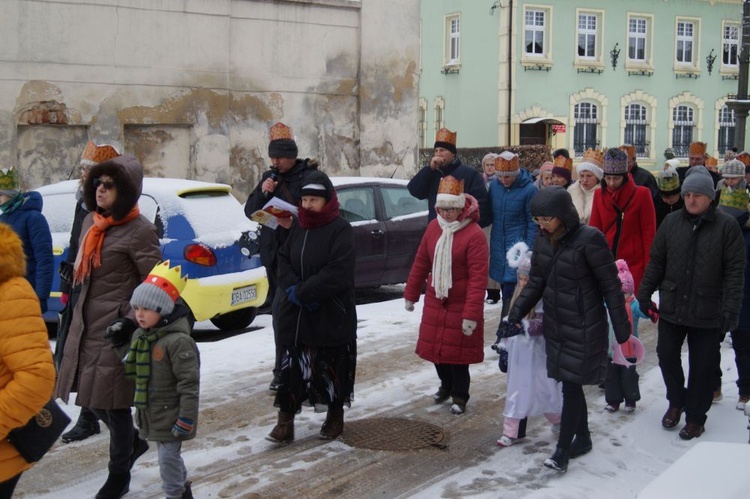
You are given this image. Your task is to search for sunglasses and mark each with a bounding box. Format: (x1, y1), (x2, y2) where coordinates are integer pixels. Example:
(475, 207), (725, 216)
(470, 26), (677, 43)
(532, 216), (554, 226)
(93, 178), (116, 190)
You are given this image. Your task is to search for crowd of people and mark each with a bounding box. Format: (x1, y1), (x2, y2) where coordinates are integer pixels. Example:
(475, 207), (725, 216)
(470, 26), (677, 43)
(1, 122), (749, 498)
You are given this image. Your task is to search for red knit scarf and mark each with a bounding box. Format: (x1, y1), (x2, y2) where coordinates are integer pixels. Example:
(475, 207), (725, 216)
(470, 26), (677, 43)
(297, 191), (341, 229)
(74, 207), (141, 284)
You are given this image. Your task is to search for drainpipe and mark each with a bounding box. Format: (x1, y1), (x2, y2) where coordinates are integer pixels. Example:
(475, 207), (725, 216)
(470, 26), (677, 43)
(507, 0), (513, 146)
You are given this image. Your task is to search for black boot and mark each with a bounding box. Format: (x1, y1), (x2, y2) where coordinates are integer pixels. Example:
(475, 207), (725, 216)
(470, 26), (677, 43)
(569, 432), (593, 459)
(129, 430), (149, 470)
(266, 412), (295, 444)
(95, 471), (130, 499)
(543, 446), (569, 473)
(182, 480), (193, 499)
(61, 408), (101, 443)
(319, 404), (344, 440)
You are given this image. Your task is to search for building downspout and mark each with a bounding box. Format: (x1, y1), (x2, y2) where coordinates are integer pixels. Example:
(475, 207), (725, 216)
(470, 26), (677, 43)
(507, 0), (513, 146)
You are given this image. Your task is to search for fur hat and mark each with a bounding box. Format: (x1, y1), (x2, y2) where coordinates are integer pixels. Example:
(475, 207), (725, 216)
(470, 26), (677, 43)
(0, 167), (20, 197)
(576, 148), (604, 180)
(602, 148), (629, 175)
(130, 260), (188, 316)
(268, 122), (298, 159)
(81, 141), (120, 166)
(434, 128), (457, 155)
(721, 159), (746, 178)
(83, 155), (144, 220)
(507, 241), (531, 277)
(495, 151), (520, 177)
(435, 175), (465, 209)
(657, 167), (681, 195)
(681, 166), (716, 200)
(616, 259), (634, 294)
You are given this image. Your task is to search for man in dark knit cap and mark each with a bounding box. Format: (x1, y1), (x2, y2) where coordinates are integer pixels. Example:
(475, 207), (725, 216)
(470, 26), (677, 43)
(245, 122), (318, 391)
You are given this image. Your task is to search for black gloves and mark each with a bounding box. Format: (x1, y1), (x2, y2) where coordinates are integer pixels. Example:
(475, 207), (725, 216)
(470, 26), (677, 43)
(105, 318), (137, 348)
(59, 261), (74, 285)
(496, 318), (523, 340)
(721, 313), (739, 334)
(639, 300), (659, 323)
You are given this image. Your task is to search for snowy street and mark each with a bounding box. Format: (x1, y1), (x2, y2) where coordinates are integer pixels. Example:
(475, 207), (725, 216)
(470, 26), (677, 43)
(16, 288), (750, 498)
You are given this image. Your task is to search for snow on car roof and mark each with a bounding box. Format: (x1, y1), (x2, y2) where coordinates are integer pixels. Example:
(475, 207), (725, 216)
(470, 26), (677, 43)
(331, 176), (409, 187)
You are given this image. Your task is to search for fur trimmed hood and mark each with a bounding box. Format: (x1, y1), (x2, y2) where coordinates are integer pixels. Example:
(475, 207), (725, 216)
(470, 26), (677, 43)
(0, 221), (26, 283)
(83, 154), (144, 220)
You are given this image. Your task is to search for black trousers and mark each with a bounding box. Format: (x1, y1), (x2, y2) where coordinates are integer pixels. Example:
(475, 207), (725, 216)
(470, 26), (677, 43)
(434, 363), (470, 403)
(656, 320), (720, 426)
(0, 473), (21, 499)
(557, 381), (589, 449)
(90, 408), (135, 474)
(604, 360), (641, 405)
(732, 329), (750, 396)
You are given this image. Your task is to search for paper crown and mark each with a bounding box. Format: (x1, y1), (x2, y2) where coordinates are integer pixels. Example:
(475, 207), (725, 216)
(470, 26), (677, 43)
(495, 151), (519, 174)
(435, 128), (457, 146)
(269, 122), (294, 142)
(81, 141), (120, 165)
(603, 148), (629, 174)
(619, 144), (636, 161)
(437, 175), (463, 196)
(0, 167), (20, 191)
(689, 141), (707, 157)
(582, 148), (604, 168)
(142, 260), (188, 302)
(738, 152), (750, 167)
(657, 167), (681, 193)
(553, 155), (573, 171)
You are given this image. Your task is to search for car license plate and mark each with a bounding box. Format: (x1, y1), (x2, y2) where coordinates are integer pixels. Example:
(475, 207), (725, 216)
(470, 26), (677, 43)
(231, 285), (257, 306)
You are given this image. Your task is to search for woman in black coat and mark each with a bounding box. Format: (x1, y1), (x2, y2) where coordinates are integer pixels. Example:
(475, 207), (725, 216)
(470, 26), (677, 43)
(508, 186), (631, 473)
(267, 170), (357, 445)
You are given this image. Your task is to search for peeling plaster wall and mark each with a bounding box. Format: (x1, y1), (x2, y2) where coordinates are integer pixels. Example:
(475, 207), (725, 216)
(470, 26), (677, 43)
(0, 0), (419, 199)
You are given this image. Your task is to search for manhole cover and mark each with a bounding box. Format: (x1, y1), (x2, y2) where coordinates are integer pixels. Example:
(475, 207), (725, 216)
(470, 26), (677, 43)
(340, 417), (447, 450)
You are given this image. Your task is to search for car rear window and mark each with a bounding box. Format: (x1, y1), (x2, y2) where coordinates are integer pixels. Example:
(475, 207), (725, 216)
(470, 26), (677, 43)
(381, 186), (428, 219)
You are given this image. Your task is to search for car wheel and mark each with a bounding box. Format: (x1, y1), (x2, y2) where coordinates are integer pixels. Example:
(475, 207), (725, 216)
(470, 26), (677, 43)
(209, 307), (258, 331)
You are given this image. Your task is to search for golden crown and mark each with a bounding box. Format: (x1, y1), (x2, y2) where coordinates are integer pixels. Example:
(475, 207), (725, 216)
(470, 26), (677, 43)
(553, 156), (573, 171)
(435, 128), (457, 146)
(143, 260), (188, 302)
(437, 175), (463, 196)
(705, 156), (718, 167)
(737, 152), (750, 167)
(0, 166), (19, 191)
(495, 153), (519, 172)
(81, 141), (120, 164)
(689, 141), (707, 156)
(582, 148), (604, 167)
(269, 122), (293, 142)
(618, 144), (636, 161)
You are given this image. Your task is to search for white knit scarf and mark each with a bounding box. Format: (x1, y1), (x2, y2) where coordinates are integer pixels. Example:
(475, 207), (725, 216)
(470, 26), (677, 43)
(432, 215), (472, 299)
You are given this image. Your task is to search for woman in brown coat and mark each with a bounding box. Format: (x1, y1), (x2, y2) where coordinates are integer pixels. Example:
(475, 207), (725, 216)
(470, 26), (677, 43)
(55, 155), (161, 499)
(0, 222), (56, 497)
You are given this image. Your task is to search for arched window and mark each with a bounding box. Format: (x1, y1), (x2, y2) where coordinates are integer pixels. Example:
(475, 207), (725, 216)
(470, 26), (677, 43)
(574, 102), (598, 156)
(718, 106), (736, 155)
(624, 103), (649, 157)
(671, 105), (695, 157)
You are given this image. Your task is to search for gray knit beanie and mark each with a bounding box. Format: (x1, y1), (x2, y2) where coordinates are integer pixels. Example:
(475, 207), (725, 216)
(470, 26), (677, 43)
(681, 166), (716, 200)
(130, 281), (175, 315)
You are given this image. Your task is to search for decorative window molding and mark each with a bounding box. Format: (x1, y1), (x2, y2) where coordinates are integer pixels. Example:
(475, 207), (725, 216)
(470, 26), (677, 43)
(625, 13), (654, 73)
(515, 106), (555, 123)
(574, 9), (604, 70)
(621, 91), (658, 162)
(720, 20), (740, 76)
(569, 88), (608, 156)
(521, 5), (554, 69)
(668, 92), (703, 158)
(434, 96), (445, 134)
(443, 13), (461, 71)
(674, 17), (701, 75)
(418, 98), (428, 149)
(715, 98), (736, 156)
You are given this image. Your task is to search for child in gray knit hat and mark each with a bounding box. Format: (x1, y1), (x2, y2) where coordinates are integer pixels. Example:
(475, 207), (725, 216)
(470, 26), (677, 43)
(717, 159), (750, 225)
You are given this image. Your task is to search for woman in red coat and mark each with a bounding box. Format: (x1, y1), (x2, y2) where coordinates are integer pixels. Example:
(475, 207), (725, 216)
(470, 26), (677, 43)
(589, 148), (656, 291)
(404, 176), (489, 415)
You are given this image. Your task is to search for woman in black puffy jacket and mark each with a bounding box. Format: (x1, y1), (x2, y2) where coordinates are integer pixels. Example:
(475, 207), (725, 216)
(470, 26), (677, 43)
(508, 186), (631, 473)
(267, 170), (357, 445)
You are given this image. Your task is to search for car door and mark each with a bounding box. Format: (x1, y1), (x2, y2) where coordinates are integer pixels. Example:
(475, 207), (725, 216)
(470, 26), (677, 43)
(337, 185), (386, 287)
(379, 185), (428, 286)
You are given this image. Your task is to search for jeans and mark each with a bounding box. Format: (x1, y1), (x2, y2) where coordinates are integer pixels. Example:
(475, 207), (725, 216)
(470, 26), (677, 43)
(434, 363), (471, 404)
(157, 441), (188, 499)
(90, 408), (135, 473)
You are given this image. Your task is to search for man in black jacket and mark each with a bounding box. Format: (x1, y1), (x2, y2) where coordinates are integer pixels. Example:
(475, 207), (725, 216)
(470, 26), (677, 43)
(638, 166), (745, 440)
(244, 123), (317, 391)
(620, 144), (658, 198)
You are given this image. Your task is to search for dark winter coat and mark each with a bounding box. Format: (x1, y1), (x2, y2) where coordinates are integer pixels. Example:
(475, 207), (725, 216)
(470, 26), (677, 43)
(631, 163), (659, 198)
(244, 159), (318, 280)
(60, 190), (88, 295)
(677, 166), (722, 188)
(407, 157), (490, 227)
(55, 155), (162, 410)
(404, 211), (488, 365)
(654, 195), (684, 229)
(488, 168), (538, 283)
(274, 214), (357, 347)
(0, 191), (54, 310)
(589, 175), (656, 292)
(128, 306), (200, 442)
(509, 187), (631, 385)
(737, 228), (750, 331)
(638, 205), (745, 330)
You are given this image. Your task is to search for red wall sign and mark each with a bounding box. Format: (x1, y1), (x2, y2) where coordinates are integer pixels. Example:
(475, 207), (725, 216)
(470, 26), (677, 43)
(551, 124), (566, 134)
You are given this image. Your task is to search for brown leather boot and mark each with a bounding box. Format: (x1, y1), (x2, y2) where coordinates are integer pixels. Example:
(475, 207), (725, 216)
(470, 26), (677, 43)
(319, 405), (344, 440)
(266, 412), (295, 444)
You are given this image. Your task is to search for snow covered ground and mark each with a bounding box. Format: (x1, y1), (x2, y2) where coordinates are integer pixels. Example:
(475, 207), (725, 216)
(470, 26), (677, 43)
(17, 292), (750, 498)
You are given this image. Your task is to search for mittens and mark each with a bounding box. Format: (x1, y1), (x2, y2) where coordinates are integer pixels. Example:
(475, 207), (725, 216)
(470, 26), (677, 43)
(404, 300), (415, 312)
(105, 318), (137, 348)
(286, 286), (303, 307)
(172, 417), (195, 437)
(462, 319), (477, 336)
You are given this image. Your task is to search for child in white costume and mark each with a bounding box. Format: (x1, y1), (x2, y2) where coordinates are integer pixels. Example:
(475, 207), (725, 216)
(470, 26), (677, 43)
(497, 242), (563, 447)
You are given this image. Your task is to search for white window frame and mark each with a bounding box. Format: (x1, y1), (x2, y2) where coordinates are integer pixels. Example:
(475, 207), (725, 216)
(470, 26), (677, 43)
(671, 104), (696, 158)
(434, 97), (445, 134)
(444, 14), (460, 67)
(574, 9), (604, 69)
(624, 103), (649, 158)
(418, 99), (428, 149)
(675, 17), (701, 73)
(525, 9), (546, 57)
(718, 105), (736, 155)
(521, 5), (553, 68)
(721, 21), (740, 73)
(573, 101), (600, 156)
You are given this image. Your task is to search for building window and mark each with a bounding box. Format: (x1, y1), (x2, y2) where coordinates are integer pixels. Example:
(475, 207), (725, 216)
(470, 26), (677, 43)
(624, 103), (649, 157)
(672, 105), (695, 157)
(434, 97), (445, 133)
(445, 15), (460, 65)
(574, 102), (599, 156)
(676, 20), (695, 64)
(577, 13), (598, 59)
(718, 106), (736, 155)
(628, 17), (648, 62)
(723, 22), (740, 68)
(525, 9), (545, 56)
(418, 99), (427, 149)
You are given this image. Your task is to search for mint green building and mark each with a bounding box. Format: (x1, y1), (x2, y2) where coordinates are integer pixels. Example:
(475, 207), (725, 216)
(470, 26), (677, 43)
(419, 0), (745, 170)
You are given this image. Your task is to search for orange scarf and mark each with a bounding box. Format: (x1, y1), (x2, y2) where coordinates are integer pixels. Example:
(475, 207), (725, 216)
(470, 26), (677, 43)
(73, 207), (141, 284)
